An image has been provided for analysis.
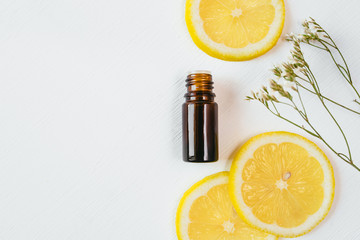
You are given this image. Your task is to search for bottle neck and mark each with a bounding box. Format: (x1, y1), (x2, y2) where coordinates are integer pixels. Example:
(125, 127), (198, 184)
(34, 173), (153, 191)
(185, 72), (215, 102)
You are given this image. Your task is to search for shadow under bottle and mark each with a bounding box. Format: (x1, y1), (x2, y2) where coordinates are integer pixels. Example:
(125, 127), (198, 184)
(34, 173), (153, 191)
(182, 71), (218, 162)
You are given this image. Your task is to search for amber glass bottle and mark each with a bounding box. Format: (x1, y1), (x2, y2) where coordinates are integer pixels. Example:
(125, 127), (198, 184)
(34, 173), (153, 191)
(182, 71), (218, 162)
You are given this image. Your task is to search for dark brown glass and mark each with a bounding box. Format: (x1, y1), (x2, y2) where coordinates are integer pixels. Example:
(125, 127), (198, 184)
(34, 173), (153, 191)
(182, 72), (218, 162)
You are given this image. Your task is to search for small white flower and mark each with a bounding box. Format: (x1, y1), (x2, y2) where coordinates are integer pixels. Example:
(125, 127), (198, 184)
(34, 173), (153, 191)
(287, 56), (297, 65)
(285, 32), (300, 43)
(297, 34), (306, 41)
(281, 71), (290, 78)
(293, 67), (303, 76)
(253, 89), (270, 101)
(268, 88), (278, 98)
(276, 64), (286, 75)
(261, 92), (267, 99)
(283, 80), (296, 90)
(287, 32), (295, 38)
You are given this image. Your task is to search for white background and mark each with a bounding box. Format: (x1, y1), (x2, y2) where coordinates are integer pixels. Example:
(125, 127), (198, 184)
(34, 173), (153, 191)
(1, 0), (360, 239)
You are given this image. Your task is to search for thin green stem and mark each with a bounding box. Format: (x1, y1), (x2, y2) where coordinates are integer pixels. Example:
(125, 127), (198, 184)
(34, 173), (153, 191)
(351, 85), (360, 100)
(296, 75), (311, 83)
(289, 99), (307, 119)
(296, 84), (307, 117)
(307, 42), (327, 51)
(271, 101), (280, 115)
(285, 97), (354, 166)
(324, 37), (360, 100)
(251, 19), (360, 172)
(271, 98), (353, 165)
(275, 101), (296, 109)
(319, 41), (350, 83)
(338, 64), (350, 76)
(321, 29), (352, 82)
(296, 81), (360, 115)
(350, 163), (360, 172)
(259, 99), (360, 171)
(318, 32), (360, 100)
(266, 102), (319, 138)
(318, 38), (336, 49)
(306, 65), (353, 162)
(298, 57), (355, 164)
(301, 110), (354, 166)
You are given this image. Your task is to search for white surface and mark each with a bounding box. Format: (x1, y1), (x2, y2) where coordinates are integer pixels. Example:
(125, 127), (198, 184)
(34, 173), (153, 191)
(0, 0), (360, 239)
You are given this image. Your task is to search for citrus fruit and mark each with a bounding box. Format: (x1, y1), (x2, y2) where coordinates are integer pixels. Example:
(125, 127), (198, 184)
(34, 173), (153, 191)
(176, 171), (277, 240)
(185, 0), (285, 61)
(229, 132), (335, 237)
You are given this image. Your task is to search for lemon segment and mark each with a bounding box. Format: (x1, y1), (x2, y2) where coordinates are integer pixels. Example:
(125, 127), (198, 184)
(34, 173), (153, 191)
(186, 0), (285, 61)
(176, 172), (277, 240)
(229, 132), (335, 237)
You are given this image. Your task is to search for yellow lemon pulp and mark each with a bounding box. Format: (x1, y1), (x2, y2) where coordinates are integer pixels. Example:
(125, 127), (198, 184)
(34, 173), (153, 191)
(189, 184), (270, 238)
(185, 0), (285, 60)
(200, 0), (275, 48)
(229, 132), (335, 237)
(242, 143), (324, 227)
(176, 172), (277, 240)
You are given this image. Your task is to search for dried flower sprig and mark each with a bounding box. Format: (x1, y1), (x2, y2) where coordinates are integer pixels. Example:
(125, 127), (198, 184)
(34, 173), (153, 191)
(247, 18), (360, 172)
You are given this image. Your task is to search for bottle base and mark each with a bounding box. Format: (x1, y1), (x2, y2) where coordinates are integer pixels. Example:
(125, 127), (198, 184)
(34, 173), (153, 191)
(183, 156), (218, 163)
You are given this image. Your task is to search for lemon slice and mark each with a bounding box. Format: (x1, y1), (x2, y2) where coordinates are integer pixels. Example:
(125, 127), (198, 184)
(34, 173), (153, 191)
(176, 172), (277, 240)
(229, 132), (335, 237)
(185, 0), (285, 61)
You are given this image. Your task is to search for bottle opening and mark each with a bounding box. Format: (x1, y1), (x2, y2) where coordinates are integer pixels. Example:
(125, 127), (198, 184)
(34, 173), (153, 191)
(187, 70), (212, 75)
